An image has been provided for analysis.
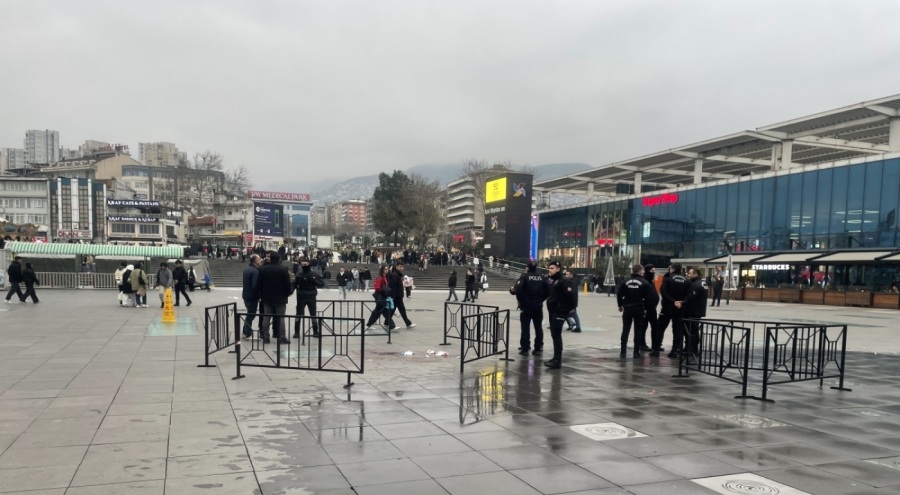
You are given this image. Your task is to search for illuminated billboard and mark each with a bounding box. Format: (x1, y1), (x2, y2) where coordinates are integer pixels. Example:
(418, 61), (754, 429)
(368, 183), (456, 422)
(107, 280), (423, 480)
(485, 177), (507, 203)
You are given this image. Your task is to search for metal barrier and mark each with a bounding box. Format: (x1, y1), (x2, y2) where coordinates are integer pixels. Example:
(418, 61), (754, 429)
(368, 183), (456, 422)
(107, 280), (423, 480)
(234, 312), (365, 389)
(675, 320), (752, 398)
(317, 299), (393, 343)
(33, 272), (155, 289)
(199, 302), (238, 368)
(441, 302), (499, 346)
(675, 318), (850, 402)
(458, 306), (512, 373)
(760, 323), (850, 402)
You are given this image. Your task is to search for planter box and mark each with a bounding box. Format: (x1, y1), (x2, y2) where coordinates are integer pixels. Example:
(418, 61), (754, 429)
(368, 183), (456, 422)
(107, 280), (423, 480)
(731, 288), (744, 300)
(743, 288), (763, 301)
(762, 289), (781, 302)
(872, 293), (900, 310)
(845, 291), (873, 307)
(779, 289), (801, 303)
(823, 291), (846, 306)
(801, 290), (825, 305)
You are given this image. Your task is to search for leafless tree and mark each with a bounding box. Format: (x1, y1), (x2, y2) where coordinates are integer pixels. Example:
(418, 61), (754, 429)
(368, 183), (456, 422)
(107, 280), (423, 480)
(400, 174), (443, 247)
(224, 165), (253, 196)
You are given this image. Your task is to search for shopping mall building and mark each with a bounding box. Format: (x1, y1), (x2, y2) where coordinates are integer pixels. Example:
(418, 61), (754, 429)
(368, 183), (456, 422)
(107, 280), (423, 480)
(534, 94), (900, 291)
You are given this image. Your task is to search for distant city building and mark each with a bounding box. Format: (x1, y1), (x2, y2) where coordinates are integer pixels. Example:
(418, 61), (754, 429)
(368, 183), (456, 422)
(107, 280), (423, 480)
(310, 206), (327, 228)
(0, 177), (51, 242)
(49, 177), (105, 242)
(341, 199), (367, 227)
(138, 142), (187, 167)
(24, 129), (60, 165)
(445, 177), (484, 233)
(60, 140), (112, 160)
(0, 148), (26, 172)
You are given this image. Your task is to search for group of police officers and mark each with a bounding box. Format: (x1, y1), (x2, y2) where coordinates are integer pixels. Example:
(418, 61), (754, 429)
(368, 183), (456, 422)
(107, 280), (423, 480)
(510, 261), (707, 369)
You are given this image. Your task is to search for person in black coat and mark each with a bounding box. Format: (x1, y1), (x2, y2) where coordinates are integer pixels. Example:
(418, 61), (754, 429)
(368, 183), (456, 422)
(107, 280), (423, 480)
(293, 260), (325, 338)
(388, 262), (415, 328)
(712, 274), (724, 307)
(172, 260), (192, 306)
(685, 268), (708, 356)
(511, 261), (549, 356)
(653, 264), (693, 358)
(257, 251), (293, 344)
(463, 268), (476, 302)
(446, 270), (459, 302)
(635, 264), (660, 353)
(21, 262), (39, 303)
(4, 256), (25, 303)
(616, 264), (653, 358)
(545, 261), (575, 369)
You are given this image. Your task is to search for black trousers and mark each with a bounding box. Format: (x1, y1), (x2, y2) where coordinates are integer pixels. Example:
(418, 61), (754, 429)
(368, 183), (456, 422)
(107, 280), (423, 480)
(174, 283), (191, 305)
(294, 297), (319, 334)
(636, 309), (657, 348)
(519, 307), (544, 351)
(4, 283), (24, 302)
(620, 307), (645, 349)
(548, 315), (565, 362)
(654, 309), (685, 352)
(366, 298), (395, 328)
(23, 283), (38, 303)
(390, 298), (412, 326)
(711, 290), (722, 306)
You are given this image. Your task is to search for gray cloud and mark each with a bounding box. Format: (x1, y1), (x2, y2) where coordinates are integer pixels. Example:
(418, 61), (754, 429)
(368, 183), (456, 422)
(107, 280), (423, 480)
(2, 0), (899, 192)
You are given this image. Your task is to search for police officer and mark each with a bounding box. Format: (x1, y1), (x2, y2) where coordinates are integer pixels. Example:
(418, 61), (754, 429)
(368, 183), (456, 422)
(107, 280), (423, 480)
(637, 263), (660, 353)
(545, 261), (576, 370)
(293, 259), (325, 338)
(616, 264), (652, 358)
(651, 263), (693, 358)
(685, 268), (708, 356)
(511, 261), (550, 356)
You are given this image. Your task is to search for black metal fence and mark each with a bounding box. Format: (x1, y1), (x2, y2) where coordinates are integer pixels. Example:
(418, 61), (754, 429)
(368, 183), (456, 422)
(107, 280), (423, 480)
(442, 302), (512, 373)
(441, 302), (498, 345)
(675, 319), (752, 398)
(234, 312), (365, 389)
(198, 302), (238, 368)
(675, 318), (850, 401)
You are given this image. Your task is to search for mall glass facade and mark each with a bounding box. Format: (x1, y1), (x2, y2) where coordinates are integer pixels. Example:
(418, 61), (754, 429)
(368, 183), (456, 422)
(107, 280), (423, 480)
(538, 157), (900, 289)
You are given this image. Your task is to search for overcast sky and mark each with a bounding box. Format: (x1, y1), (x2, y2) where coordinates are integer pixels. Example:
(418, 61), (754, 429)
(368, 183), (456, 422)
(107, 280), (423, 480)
(2, 0), (900, 192)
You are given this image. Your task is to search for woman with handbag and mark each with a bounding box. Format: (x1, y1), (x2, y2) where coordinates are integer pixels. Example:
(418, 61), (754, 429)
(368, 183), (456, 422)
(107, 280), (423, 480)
(130, 262), (149, 308)
(365, 265), (395, 330)
(463, 268), (476, 302)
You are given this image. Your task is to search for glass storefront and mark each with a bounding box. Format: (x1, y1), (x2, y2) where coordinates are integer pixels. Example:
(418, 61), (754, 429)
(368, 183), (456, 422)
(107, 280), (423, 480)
(538, 157), (900, 288)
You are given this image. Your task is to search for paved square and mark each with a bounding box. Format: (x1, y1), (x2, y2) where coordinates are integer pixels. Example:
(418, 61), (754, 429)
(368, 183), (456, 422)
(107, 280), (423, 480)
(1, 286), (899, 493)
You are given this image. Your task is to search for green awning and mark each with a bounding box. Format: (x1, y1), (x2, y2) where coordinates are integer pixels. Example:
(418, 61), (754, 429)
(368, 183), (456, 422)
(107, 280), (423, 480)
(6, 242), (184, 258)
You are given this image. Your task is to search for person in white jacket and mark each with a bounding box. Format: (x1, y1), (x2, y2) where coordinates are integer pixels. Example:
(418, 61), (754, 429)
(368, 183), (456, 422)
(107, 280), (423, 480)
(114, 262), (127, 305)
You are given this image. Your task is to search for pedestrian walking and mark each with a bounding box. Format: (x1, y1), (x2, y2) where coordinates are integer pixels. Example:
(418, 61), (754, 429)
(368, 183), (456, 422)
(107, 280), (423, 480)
(336, 267), (352, 299)
(114, 261), (127, 305)
(4, 256), (26, 303)
(366, 265), (395, 330)
(241, 255), (261, 339)
(446, 270), (459, 302)
(154, 262), (174, 308)
(463, 268), (476, 302)
(130, 262), (149, 307)
(21, 262), (39, 303)
(172, 260), (192, 306)
(389, 262), (416, 328)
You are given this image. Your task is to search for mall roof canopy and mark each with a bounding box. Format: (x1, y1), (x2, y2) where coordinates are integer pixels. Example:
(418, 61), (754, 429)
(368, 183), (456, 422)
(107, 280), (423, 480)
(704, 253), (768, 264)
(4, 242), (184, 258)
(535, 94), (900, 198)
(809, 249), (899, 263)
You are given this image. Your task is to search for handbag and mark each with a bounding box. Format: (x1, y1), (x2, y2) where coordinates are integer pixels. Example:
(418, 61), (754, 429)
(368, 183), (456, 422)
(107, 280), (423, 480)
(483, 283), (489, 289)
(385, 296), (395, 310)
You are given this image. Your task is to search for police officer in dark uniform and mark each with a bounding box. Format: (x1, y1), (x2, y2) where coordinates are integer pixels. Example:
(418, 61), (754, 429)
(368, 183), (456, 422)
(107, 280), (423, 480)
(685, 267), (708, 356)
(636, 263), (660, 353)
(511, 261), (550, 356)
(545, 261), (576, 370)
(293, 259), (325, 338)
(651, 263), (693, 358)
(616, 264), (652, 358)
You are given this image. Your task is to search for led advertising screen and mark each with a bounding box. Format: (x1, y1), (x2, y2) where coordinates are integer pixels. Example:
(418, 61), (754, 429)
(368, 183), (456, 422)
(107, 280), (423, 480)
(485, 177), (507, 203)
(253, 202), (284, 236)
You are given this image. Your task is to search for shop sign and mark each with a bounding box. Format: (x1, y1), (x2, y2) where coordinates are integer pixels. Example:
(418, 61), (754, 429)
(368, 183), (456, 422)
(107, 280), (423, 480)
(642, 192), (679, 207)
(107, 216), (158, 223)
(751, 264), (791, 271)
(248, 190), (311, 202)
(57, 230), (92, 239)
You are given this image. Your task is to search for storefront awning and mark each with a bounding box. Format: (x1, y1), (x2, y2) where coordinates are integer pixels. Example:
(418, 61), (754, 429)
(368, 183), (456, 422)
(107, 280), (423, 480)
(704, 253), (766, 264)
(751, 251), (825, 263)
(809, 249), (899, 263)
(5, 241), (184, 258)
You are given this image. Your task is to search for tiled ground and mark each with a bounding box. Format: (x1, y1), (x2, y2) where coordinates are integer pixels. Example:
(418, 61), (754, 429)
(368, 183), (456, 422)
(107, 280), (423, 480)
(1, 285), (899, 494)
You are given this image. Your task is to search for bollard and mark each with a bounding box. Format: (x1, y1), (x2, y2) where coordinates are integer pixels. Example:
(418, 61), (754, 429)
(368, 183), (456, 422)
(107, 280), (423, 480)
(583, 281), (588, 293)
(162, 287), (176, 323)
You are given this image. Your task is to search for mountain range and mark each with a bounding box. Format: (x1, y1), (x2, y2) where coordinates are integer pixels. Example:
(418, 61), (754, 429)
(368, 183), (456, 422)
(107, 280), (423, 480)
(273, 162), (594, 206)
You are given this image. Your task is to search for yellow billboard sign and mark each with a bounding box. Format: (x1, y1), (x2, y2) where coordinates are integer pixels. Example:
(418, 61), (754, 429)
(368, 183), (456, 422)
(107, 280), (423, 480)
(485, 177), (507, 203)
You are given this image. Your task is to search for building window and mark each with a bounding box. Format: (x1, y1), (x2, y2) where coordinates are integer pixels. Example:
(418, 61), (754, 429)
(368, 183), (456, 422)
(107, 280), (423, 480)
(111, 223), (134, 234)
(140, 224), (160, 235)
